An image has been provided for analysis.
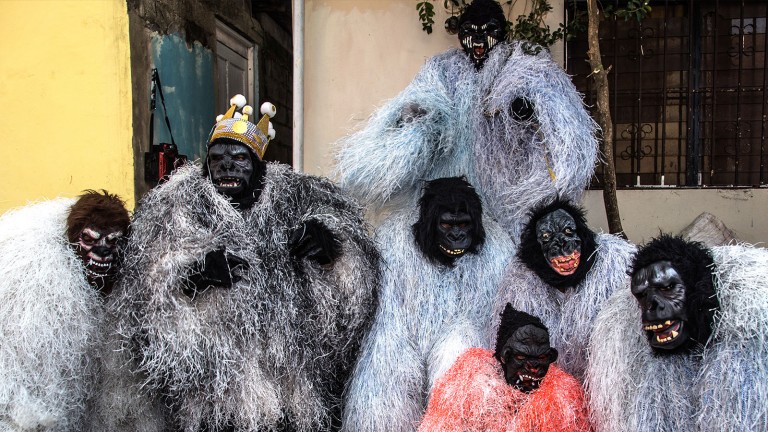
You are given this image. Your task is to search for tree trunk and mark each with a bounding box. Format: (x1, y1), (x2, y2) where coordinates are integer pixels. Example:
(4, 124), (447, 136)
(586, 0), (626, 239)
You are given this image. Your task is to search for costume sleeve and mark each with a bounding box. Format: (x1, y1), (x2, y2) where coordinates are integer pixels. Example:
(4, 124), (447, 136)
(335, 50), (474, 210)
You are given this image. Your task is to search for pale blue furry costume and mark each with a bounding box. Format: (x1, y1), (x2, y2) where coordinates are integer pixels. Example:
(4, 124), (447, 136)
(342, 209), (514, 432)
(336, 42), (598, 239)
(586, 244), (768, 432)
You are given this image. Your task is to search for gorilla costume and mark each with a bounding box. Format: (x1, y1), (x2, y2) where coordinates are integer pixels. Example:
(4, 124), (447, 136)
(336, 0), (597, 240)
(342, 177), (514, 432)
(418, 306), (590, 432)
(586, 235), (768, 432)
(0, 191), (129, 431)
(91, 97), (379, 432)
(488, 199), (635, 381)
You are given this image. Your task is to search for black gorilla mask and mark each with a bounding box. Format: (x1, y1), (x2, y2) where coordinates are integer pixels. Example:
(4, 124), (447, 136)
(203, 140), (266, 210)
(495, 305), (557, 393)
(632, 261), (689, 350)
(436, 211), (473, 258)
(207, 142), (253, 196)
(630, 235), (720, 354)
(413, 177), (485, 267)
(519, 200), (596, 291)
(458, 0), (507, 69)
(536, 209), (581, 276)
(499, 325), (557, 393)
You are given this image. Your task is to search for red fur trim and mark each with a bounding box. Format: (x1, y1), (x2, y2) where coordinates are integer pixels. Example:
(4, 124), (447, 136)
(419, 348), (592, 432)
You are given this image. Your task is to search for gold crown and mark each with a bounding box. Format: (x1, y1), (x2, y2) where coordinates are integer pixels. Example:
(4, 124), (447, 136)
(207, 94), (276, 160)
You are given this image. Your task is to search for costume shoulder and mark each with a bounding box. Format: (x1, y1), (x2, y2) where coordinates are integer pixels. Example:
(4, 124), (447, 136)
(0, 198), (101, 431)
(697, 244), (768, 431)
(335, 48), (478, 212)
(419, 348), (520, 432)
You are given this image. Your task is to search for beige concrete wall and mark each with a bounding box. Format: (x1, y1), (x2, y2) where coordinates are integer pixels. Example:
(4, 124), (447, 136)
(303, 0), (563, 176)
(583, 189), (768, 245)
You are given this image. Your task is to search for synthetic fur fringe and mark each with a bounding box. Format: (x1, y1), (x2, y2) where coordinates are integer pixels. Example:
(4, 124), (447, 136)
(99, 163), (379, 432)
(489, 233), (636, 381)
(0, 199), (103, 431)
(335, 43), (598, 240)
(698, 245), (768, 431)
(342, 208), (514, 432)
(418, 348), (591, 432)
(586, 244), (768, 432)
(335, 49), (478, 214)
(474, 42), (599, 241)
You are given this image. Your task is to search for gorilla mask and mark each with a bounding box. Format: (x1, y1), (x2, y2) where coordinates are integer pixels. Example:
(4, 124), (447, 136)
(536, 209), (581, 276)
(631, 235), (720, 354)
(204, 139), (266, 210)
(458, 0), (507, 69)
(519, 199), (597, 291)
(66, 190), (130, 294)
(495, 304), (557, 393)
(413, 177), (486, 267)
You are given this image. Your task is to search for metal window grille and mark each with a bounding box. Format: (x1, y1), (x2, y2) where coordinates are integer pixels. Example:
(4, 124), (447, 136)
(565, 0), (768, 188)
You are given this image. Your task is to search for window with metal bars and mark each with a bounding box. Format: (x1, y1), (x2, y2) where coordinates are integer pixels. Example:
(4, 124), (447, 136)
(565, 0), (768, 188)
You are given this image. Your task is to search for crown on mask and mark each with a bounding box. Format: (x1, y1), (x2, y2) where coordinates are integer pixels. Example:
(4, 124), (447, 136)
(208, 94), (276, 160)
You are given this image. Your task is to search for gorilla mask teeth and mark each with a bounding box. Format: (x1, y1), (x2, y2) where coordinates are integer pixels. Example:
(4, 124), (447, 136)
(549, 250), (581, 275)
(439, 244), (466, 256)
(216, 177), (243, 188)
(644, 320), (682, 344)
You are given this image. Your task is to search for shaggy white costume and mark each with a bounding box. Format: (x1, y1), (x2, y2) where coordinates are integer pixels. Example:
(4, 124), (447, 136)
(94, 163), (379, 432)
(490, 233), (636, 381)
(342, 209), (514, 432)
(0, 199), (103, 431)
(336, 42), (597, 239)
(586, 244), (768, 432)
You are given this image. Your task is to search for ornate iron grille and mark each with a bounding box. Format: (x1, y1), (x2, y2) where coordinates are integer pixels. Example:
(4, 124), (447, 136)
(566, 0), (768, 188)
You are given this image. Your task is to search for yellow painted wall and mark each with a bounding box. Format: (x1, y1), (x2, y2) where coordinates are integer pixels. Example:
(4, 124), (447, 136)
(0, 0), (134, 213)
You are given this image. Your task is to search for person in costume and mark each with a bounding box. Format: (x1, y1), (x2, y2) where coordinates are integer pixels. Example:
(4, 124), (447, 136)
(586, 235), (768, 432)
(418, 305), (590, 432)
(91, 95), (379, 432)
(0, 191), (129, 431)
(488, 199), (635, 381)
(342, 177), (514, 432)
(336, 0), (597, 240)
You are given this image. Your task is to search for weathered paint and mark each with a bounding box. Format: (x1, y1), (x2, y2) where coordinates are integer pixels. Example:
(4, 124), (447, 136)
(151, 34), (215, 161)
(0, 0), (134, 213)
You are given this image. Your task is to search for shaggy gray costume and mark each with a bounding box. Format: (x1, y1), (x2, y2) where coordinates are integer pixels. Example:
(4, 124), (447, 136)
(586, 244), (768, 432)
(473, 42), (598, 240)
(0, 199), (103, 431)
(94, 163), (379, 432)
(336, 42), (597, 239)
(488, 233), (635, 381)
(342, 209), (514, 432)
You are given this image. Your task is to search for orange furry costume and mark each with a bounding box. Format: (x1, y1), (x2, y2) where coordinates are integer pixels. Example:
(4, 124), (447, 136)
(418, 348), (591, 432)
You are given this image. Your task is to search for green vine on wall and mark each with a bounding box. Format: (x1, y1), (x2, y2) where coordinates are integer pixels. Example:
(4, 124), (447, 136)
(416, 0), (580, 50)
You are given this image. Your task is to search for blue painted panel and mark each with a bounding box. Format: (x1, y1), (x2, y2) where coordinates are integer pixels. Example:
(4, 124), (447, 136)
(151, 34), (215, 161)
